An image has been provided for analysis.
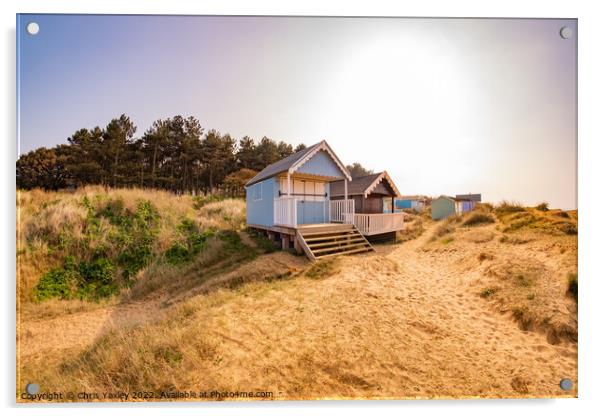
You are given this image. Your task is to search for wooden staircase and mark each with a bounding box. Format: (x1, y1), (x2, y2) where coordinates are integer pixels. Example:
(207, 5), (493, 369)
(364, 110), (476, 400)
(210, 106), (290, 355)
(296, 224), (375, 261)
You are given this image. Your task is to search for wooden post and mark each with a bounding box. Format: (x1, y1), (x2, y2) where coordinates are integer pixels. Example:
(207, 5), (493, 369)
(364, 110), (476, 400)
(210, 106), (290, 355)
(267, 231), (276, 241)
(287, 172), (291, 196)
(344, 179), (348, 223)
(293, 236), (303, 254)
(282, 234), (290, 250)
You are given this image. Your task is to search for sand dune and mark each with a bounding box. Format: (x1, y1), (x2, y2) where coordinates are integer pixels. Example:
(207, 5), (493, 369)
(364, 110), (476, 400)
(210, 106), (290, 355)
(18, 219), (577, 400)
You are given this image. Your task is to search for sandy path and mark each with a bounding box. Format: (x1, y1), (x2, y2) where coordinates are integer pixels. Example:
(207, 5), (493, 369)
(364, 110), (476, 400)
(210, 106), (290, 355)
(379, 233), (577, 397)
(191, 227), (577, 399)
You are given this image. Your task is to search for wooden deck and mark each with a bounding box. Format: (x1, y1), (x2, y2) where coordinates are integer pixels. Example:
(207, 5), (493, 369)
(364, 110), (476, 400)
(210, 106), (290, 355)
(296, 224), (374, 261)
(248, 222), (349, 236)
(248, 222), (375, 261)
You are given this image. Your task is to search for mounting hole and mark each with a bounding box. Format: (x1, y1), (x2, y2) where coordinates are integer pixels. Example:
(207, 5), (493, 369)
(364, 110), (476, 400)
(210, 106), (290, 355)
(26, 22), (40, 35)
(559, 378), (573, 391)
(25, 383), (40, 395)
(559, 26), (573, 39)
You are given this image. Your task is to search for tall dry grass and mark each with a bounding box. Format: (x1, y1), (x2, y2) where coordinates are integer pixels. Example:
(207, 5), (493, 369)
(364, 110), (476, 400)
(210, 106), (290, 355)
(17, 187), (245, 309)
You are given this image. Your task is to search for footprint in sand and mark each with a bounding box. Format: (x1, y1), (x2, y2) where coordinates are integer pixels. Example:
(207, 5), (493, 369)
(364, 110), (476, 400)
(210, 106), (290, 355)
(533, 344), (550, 353)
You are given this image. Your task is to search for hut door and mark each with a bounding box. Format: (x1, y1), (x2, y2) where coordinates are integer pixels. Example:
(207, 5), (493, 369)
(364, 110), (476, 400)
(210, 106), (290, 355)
(294, 180), (306, 224)
(293, 180), (326, 224)
(314, 182), (326, 223)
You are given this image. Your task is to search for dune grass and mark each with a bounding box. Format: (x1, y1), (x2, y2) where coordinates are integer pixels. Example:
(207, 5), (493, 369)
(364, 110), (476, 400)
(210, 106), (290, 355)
(462, 212), (495, 227)
(567, 273), (578, 303)
(17, 187), (246, 307)
(480, 258), (577, 344)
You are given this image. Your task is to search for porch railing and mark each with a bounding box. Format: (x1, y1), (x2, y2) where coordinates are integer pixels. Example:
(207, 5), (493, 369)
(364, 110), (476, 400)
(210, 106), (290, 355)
(353, 212), (405, 235)
(329, 199), (355, 224)
(274, 196), (297, 227)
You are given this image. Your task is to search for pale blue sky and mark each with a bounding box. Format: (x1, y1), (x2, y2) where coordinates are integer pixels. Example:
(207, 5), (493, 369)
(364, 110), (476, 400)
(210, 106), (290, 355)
(17, 15), (577, 209)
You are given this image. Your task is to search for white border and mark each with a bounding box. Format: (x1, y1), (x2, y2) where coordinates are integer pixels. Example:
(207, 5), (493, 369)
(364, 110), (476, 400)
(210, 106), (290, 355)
(2, 1), (601, 416)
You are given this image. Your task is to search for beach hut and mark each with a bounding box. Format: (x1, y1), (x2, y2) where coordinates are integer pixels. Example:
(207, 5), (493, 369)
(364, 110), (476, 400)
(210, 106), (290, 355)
(245, 140), (374, 260)
(394, 196), (427, 212)
(431, 195), (478, 220)
(330, 171), (405, 238)
(431, 196), (456, 220)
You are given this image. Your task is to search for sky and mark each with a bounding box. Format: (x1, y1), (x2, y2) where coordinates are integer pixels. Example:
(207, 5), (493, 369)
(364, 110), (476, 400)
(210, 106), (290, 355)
(17, 15), (577, 209)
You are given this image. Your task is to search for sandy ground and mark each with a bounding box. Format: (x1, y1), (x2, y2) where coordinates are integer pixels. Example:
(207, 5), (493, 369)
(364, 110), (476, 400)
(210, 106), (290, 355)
(18, 299), (167, 360)
(18, 223), (577, 400)
(187, 228), (576, 399)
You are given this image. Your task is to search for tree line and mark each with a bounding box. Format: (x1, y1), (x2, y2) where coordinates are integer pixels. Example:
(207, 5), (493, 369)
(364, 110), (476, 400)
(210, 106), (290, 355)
(16, 114), (373, 195)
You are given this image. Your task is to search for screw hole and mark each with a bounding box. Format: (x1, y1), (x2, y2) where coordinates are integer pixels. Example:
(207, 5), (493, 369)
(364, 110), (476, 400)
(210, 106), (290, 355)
(26, 22), (40, 35)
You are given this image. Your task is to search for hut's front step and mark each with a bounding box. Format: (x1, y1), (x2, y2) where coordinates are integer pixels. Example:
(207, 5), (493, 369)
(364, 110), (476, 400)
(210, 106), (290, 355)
(296, 225), (374, 261)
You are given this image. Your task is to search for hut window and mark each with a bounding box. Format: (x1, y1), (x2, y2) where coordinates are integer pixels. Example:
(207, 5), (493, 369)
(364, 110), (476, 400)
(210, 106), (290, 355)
(252, 183), (262, 201)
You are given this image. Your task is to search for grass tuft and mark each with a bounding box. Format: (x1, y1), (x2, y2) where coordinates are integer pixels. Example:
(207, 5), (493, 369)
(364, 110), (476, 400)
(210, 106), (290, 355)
(479, 287), (499, 298)
(462, 212), (495, 227)
(304, 258), (341, 280)
(494, 200), (526, 215)
(567, 273), (578, 303)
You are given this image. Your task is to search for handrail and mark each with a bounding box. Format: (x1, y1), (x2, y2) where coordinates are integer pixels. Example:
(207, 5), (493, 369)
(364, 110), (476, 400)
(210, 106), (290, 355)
(329, 199), (355, 223)
(353, 212), (404, 235)
(274, 196), (298, 227)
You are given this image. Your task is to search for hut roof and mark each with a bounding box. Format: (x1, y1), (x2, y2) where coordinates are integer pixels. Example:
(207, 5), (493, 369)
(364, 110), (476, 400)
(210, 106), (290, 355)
(245, 140), (351, 187)
(331, 171), (400, 198)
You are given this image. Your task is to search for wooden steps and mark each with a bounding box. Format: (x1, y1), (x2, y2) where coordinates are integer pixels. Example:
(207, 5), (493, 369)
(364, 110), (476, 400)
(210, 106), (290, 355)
(296, 224), (374, 261)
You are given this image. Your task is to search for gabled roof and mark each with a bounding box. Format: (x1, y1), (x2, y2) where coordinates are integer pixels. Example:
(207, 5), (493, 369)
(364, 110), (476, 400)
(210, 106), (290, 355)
(399, 195), (427, 201)
(455, 193), (482, 202)
(245, 140), (351, 187)
(331, 171), (401, 198)
(435, 195), (474, 203)
(434, 195), (455, 202)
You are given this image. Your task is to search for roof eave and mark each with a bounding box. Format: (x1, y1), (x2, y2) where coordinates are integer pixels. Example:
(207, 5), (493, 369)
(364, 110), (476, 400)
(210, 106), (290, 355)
(288, 140), (352, 182)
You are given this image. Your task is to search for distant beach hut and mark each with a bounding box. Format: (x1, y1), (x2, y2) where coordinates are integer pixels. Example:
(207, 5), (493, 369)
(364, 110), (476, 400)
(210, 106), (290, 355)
(394, 196), (426, 212)
(432, 195), (478, 220)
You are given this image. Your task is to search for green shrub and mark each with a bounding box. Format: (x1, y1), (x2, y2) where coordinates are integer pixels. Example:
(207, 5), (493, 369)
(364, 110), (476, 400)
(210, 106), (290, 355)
(113, 200), (160, 279)
(462, 212), (495, 227)
(165, 219), (215, 265)
(35, 198), (161, 301)
(535, 202), (549, 211)
(84, 198), (160, 279)
(76, 257), (117, 300)
(34, 256), (79, 301)
(34, 256), (117, 302)
(567, 273), (578, 302)
(165, 244), (191, 265)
